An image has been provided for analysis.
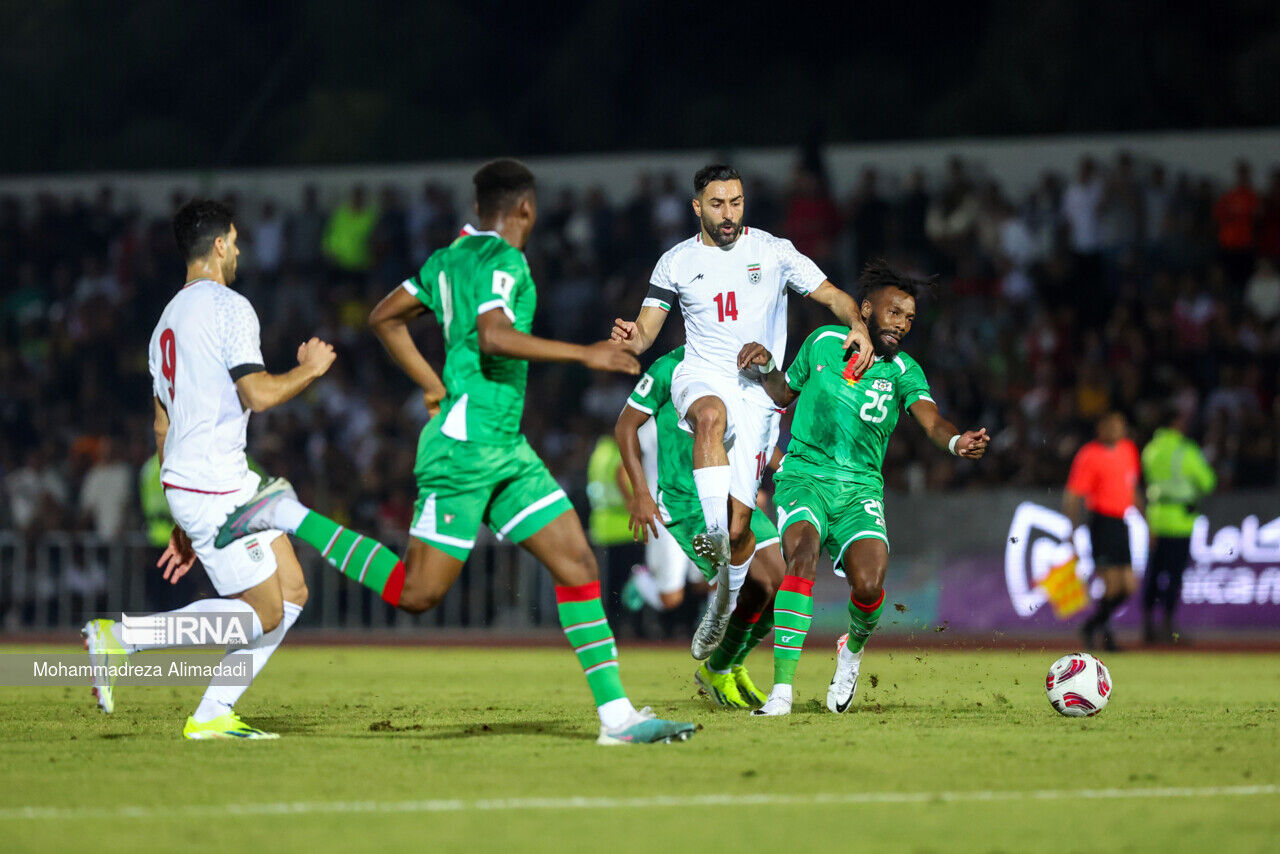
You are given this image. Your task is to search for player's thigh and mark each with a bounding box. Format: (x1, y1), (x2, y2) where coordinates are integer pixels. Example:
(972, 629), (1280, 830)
(657, 492), (718, 584)
(270, 536), (308, 608)
(748, 508), (784, 592)
(519, 510), (598, 587)
(726, 402), (776, 507)
(398, 537), (467, 611)
(409, 431), (496, 562)
(484, 440), (575, 546)
(166, 474), (281, 606)
(235, 570), (285, 633)
(828, 484), (889, 581)
(774, 472), (831, 557)
(646, 519), (694, 594)
(837, 538), (889, 601)
(671, 362), (732, 437)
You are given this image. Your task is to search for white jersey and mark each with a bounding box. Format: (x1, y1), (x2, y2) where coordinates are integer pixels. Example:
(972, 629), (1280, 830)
(147, 279), (264, 493)
(643, 227), (825, 403)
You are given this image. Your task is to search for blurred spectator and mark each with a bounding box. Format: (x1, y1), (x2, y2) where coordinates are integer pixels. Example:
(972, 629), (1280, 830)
(322, 185), (379, 274)
(251, 200), (286, 281)
(1213, 159), (1260, 286)
(784, 165), (842, 273)
(289, 185), (326, 273)
(78, 437), (132, 540)
(1245, 258), (1280, 323)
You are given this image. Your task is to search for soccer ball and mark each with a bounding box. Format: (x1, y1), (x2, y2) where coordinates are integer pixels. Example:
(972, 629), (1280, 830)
(1045, 652), (1112, 717)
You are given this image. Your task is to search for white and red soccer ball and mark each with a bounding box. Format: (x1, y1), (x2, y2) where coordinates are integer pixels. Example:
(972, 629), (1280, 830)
(1045, 652), (1112, 717)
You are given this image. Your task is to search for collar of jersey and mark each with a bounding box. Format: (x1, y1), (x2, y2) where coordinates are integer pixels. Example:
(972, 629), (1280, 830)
(182, 278), (217, 289)
(461, 223), (501, 238)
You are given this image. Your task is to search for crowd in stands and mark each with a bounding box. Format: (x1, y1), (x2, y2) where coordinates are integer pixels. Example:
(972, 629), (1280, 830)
(2, 152), (1279, 546)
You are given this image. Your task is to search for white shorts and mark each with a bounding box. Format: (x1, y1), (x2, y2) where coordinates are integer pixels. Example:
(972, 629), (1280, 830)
(670, 361), (781, 507)
(164, 471), (283, 597)
(648, 505), (699, 594)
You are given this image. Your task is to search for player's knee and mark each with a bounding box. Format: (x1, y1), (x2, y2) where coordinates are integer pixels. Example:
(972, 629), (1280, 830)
(786, 546), (819, 580)
(691, 404), (726, 437)
(659, 590), (684, 609)
(849, 576), (884, 606)
(729, 516), (752, 547)
(283, 580), (309, 609)
(398, 584), (445, 614)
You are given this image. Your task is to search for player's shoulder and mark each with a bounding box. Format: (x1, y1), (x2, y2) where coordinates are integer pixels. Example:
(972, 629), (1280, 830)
(456, 233), (525, 264)
(649, 345), (686, 378)
(745, 227), (794, 253)
(658, 235), (701, 264)
(802, 324), (851, 351)
(889, 350), (925, 376)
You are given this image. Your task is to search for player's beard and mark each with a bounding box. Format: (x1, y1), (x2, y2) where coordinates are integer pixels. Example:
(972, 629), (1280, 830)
(866, 314), (901, 358)
(702, 213), (742, 247)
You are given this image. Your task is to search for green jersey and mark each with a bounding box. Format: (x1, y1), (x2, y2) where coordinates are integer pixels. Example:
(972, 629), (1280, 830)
(1143, 427), (1216, 537)
(782, 325), (933, 487)
(626, 346), (695, 501)
(405, 229), (536, 445)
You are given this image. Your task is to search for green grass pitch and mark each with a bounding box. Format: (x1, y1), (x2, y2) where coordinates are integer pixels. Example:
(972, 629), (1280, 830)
(2, 644), (1277, 852)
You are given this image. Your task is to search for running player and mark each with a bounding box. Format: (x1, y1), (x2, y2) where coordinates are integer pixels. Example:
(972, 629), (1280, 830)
(611, 164), (873, 659)
(737, 260), (988, 716)
(615, 345), (785, 708)
(218, 159), (696, 745)
(82, 198), (335, 739)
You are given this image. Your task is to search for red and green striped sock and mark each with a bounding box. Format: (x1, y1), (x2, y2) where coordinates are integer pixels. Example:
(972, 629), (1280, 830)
(707, 613), (754, 672)
(772, 575), (814, 685)
(847, 589), (885, 653)
(295, 511), (405, 606)
(732, 608), (775, 668)
(556, 582), (627, 707)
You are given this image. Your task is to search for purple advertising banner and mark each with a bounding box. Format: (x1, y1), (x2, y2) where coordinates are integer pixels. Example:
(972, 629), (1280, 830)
(937, 502), (1280, 633)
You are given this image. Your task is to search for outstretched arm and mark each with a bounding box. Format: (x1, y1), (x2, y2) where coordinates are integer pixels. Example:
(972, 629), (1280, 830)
(737, 342), (799, 408)
(907, 399), (988, 459)
(615, 404), (662, 542)
(478, 308), (640, 374)
(807, 282), (873, 376)
(369, 285), (448, 416)
(234, 338), (336, 412)
(611, 306), (669, 355)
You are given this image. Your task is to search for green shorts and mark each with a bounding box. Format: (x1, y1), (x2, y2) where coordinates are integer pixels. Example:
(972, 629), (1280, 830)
(409, 421), (573, 560)
(773, 467), (888, 576)
(656, 489), (781, 583)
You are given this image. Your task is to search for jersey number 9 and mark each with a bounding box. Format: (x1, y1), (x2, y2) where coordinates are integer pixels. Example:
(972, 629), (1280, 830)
(159, 328), (177, 400)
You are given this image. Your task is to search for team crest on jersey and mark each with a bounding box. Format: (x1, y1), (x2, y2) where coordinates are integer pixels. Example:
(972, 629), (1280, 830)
(747, 263), (761, 284)
(245, 538), (264, 562)
(872, 379), (894, 393)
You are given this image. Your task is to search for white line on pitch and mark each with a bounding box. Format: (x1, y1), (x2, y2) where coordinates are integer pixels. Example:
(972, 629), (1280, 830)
(0, 784), (1276, 821)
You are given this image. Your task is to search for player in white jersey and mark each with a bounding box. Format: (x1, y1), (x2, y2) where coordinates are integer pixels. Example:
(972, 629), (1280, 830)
(81, 199), (335, 739)
(612, 164), (873, 657)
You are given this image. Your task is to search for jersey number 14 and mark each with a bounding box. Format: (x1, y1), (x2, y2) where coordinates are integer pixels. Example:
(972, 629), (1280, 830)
(713, 291), (738, 322)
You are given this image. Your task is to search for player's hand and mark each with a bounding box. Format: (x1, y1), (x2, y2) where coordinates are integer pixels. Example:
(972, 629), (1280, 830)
(611, 318), (640, 352)
(583, 340), (641, 375)
(423, 387), (445, 418)
(628, 490), (663, 543)
(737, 342), (775, 373)
(298, 337), (337, 377)
(955, 428), (990, 460)
(842, 322), (874, 376)
(157, 526), (197, 584)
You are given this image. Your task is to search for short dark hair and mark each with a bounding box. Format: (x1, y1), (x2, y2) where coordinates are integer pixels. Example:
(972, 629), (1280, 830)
(855, 258), (935, 305)
(173, 199), (234, 263)
(473, 158), (536, 218)
(693, 164), (742, 196)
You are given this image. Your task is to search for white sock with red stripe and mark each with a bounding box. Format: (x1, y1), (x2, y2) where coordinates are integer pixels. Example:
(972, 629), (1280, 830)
(192, 600), (302, 723)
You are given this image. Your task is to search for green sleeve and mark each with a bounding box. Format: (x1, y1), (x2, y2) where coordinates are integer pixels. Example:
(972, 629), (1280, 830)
(899, 358), (934, 409)
(783, 331), (818, 391)
(627, 350), (679, 415)
(403, 254), (439, 314)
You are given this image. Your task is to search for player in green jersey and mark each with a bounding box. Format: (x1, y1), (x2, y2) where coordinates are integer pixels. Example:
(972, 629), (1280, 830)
(615, 346), (785, 708)
(737, 261), (989, 716)
(218, 159), (696, 745)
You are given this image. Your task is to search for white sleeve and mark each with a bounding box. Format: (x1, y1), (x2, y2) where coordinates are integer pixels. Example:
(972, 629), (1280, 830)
(215, 291), (265, 379)
(643, 249), (678, 311)
(774, 236), (826, 295)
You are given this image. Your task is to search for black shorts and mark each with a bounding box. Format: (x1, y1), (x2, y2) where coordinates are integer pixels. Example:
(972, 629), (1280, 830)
(1089, 513), (1132, 567)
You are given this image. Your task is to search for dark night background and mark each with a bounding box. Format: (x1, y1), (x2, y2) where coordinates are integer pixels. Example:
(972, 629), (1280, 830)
(3, 0), (1279, 173)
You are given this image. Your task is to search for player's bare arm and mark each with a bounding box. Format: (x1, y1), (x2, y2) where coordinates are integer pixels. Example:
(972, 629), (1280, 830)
(808, 282), (874, 375)
(477, 308), (639, 374)
(611, 305), (668, 355)
(151, 396), (195, 581)
(234, 338), (336, 412)
(614, 402), (662, 542)
(369, 285), (448, 416)
(907, 399), (989, 460)
(736, 342), (798, 408)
